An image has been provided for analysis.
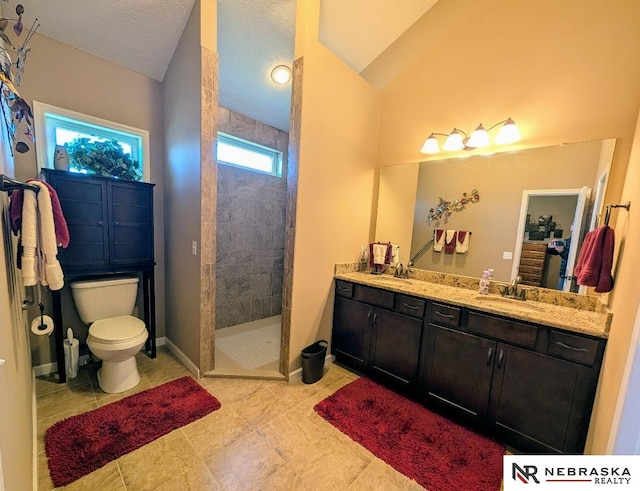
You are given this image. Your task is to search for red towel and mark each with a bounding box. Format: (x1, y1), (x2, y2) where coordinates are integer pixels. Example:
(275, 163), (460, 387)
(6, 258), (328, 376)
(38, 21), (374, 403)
(574, 225), (614, 293)
(9, 179), (70, 248)
(444, 230), (457, 254)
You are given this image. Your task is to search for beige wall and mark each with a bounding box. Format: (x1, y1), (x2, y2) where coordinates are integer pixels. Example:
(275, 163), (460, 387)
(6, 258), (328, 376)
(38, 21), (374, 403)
(289, 0), (381, 371)
(366, 0), (640, 452)
(15, 32), (166, 365)
(587, 106), (640, 453)
(163, 1), (204, 367)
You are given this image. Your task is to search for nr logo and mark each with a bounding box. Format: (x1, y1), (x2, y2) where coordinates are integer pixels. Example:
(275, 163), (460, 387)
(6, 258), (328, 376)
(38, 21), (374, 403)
(513, 463), (540, 484)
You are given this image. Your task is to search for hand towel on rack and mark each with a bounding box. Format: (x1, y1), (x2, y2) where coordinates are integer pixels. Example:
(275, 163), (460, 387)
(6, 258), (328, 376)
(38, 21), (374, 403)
(444, 230), (457, 254)
(20, 189), (38, 286)
(574, 225), (614, 293)
(433, 229), (445, 252)
(370, 243), (390, 266)
(390, 244), (400, 265)
(456, 231), (470, 253)
(9, 179), (70, 248)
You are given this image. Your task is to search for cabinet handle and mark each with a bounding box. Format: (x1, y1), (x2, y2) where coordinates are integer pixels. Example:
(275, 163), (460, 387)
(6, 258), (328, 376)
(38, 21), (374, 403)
(372, 312), (377, 327)
(555, 341), (589, 353)
(114, 221), (119, 226)
(97, 220), (103, 225)
(403, 302), (421, 310)
(337, 286), (350, 291)
(434, 310), (455, 319)
(497, 349), (504, 368)
(487, 347), (493, 366)
(367, 311), (371, 321)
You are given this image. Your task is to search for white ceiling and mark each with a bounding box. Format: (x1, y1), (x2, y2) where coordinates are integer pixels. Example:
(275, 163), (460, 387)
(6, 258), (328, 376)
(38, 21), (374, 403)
(3, 0), (436, 132)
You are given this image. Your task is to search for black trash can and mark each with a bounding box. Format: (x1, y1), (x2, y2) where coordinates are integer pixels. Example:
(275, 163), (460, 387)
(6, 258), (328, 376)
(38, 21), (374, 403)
(301, 340), (328, 384)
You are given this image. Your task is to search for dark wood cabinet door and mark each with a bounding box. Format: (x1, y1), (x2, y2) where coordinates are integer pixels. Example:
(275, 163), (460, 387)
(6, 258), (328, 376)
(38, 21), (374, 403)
(423, 325), (495, 423)
(49, 173), (110, 268)
(488, 343), (596, 454)
(369, 309), (422, 390)
(332, 297), (372, 370)
(108, 181), (154, 265)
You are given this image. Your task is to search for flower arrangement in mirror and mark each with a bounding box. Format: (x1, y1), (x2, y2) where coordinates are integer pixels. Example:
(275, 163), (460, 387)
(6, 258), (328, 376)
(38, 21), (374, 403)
(0, 3), (39, 154)
(427, 188), (480, 222)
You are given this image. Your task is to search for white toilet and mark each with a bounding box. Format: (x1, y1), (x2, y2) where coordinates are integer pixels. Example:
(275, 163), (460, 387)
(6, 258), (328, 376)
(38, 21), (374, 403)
(70, 275), (148, 394)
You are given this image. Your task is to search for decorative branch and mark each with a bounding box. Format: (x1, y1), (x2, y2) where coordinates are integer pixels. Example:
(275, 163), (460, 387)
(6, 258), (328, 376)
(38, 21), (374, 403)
(427, 188), (480, 222)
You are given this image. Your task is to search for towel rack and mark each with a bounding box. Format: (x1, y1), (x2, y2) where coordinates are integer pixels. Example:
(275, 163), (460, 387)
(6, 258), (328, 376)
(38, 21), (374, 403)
(604, 201), (631, 226)
(409, 230), (473, 265)
(0, 174), (39, 194)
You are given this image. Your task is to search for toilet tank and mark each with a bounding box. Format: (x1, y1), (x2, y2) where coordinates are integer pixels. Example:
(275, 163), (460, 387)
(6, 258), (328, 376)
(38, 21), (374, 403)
(70, 275), (139, 323)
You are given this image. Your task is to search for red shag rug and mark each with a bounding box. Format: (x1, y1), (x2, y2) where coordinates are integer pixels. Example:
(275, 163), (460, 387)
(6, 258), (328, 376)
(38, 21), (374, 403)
(45, 376), (220, 487)
(314, 377), (504, 491)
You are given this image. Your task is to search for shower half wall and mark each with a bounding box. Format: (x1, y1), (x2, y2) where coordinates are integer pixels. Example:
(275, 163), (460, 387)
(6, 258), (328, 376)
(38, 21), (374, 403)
(215, 107), (288, 330)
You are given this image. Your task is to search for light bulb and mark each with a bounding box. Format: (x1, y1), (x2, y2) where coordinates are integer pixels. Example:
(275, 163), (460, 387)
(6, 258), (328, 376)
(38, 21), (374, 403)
(271, 65), (292, 85)
(467, 124), (490, 148)
(420, 134), (440, 154)
(495, 118), (521, 144)
(443, 129), (464, 151)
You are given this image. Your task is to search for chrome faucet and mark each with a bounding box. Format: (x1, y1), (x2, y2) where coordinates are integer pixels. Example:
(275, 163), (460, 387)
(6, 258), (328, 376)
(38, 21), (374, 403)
(394, 264), (412, 279)
(503, 275), (526, 300)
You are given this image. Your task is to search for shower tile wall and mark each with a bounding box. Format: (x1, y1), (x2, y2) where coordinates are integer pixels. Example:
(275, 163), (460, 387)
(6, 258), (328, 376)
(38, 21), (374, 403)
(216, 107), (288, 329)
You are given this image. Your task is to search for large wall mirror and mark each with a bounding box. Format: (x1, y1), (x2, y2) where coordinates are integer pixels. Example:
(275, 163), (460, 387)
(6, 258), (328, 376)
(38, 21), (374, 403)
(375, 139), (615, 296)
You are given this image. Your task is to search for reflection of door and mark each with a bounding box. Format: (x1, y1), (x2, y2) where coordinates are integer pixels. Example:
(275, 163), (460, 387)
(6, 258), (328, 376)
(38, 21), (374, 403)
(512, 187), (590, 292)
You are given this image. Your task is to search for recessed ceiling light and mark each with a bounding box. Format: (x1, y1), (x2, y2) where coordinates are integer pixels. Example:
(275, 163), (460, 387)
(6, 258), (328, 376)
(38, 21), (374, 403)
(271, 65), (292, 85)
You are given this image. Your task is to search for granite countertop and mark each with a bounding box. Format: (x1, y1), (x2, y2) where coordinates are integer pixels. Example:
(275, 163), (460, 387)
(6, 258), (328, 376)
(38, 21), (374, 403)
(335, 272), (611, 339)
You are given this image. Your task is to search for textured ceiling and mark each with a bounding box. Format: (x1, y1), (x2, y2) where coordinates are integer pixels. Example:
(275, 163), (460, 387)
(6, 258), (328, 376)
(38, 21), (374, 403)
(2, 0), (436, 132)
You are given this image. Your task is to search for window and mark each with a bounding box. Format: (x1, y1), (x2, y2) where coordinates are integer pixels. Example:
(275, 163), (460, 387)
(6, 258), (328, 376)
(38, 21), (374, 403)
(33, 101), (150, 182)
(217, 132), (282, 177)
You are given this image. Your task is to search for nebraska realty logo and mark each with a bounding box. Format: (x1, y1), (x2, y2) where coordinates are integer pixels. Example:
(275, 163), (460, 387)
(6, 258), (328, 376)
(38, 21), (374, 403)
(504, 456), (639, 489)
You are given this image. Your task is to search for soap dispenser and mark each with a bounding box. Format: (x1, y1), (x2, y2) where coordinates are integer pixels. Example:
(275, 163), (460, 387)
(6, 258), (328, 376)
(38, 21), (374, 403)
(479, 270), (490, 295)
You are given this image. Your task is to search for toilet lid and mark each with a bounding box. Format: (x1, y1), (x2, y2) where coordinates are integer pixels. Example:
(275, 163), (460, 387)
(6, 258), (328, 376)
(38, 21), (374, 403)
(89, 315), (147, 343)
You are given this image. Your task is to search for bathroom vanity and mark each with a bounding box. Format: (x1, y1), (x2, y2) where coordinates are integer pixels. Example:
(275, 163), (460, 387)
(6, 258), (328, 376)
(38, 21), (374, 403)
(332, 272), (608, 454)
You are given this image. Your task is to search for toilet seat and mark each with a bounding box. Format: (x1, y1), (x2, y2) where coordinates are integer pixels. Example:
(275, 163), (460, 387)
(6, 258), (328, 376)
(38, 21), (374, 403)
(89, 315), (146, 344)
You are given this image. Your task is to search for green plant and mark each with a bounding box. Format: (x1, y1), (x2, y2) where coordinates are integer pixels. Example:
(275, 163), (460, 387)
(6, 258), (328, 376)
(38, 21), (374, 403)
(66, 138), (142, 181)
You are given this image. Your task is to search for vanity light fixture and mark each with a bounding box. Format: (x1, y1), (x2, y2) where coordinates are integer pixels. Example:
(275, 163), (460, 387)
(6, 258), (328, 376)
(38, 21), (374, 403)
(420, 118), (521, 154)
(270, 64), (292, 85)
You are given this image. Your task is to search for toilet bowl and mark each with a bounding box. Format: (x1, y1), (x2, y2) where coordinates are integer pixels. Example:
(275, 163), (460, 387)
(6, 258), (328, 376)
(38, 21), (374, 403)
(87, 315), (148, 393)
(70, 275), (148, 394)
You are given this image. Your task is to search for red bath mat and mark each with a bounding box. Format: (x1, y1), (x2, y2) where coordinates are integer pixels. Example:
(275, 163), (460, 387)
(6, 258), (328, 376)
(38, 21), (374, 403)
(45, 376), (220, 487)
(314, 377), (504, 491)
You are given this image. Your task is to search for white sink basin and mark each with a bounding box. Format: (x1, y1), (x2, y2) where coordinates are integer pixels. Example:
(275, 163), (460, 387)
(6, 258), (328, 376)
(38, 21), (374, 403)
(472, 295), (542, 313)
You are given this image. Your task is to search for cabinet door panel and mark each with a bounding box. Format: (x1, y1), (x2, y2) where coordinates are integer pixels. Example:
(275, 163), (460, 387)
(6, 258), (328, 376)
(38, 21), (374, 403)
(108, 183), (154, 265)
(488, 344), (593, 453)
(332, 297), (372, 370)
(424, 325), (494, 421)
(370, 309), (422, 389)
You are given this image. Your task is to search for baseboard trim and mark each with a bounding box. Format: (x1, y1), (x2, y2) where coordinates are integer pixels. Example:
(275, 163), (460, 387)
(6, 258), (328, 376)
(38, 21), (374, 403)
(164, 338), (200, 378)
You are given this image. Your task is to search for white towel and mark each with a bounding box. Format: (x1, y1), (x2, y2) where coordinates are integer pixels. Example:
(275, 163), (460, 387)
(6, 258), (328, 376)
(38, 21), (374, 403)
(21, 189), (38, 286)
(433, 229), (445, 252)
(372, 243), (388, 265)
(20, 182), (65, 290)
(391, 244), (400, 265)
(456, 231), (470, 254)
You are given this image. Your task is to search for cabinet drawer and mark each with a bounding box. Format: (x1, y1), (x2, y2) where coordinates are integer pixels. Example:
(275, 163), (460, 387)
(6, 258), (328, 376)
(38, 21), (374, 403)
(354, 285), (394, 310)
(335, 280), (354, 298)
(468, 311), (538, 349)
(394, 294), (426, 318)
(547, 330), (601, 366)
(429, 302), (461, 327)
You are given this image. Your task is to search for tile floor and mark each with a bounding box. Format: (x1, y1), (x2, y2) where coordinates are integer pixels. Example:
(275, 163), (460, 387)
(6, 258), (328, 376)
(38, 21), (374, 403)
(36, 347), (425, 490)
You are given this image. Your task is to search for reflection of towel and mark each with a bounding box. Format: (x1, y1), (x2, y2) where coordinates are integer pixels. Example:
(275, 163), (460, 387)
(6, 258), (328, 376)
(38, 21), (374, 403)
(444, 230), (457, 254)
(391, 244), (400, 265)
(370, 243), (389, 266)
(574, 225), (614, 293)
(10, 179), (70, 248)
(433, 229), (445, 252)
(456, 231), (469, 253)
